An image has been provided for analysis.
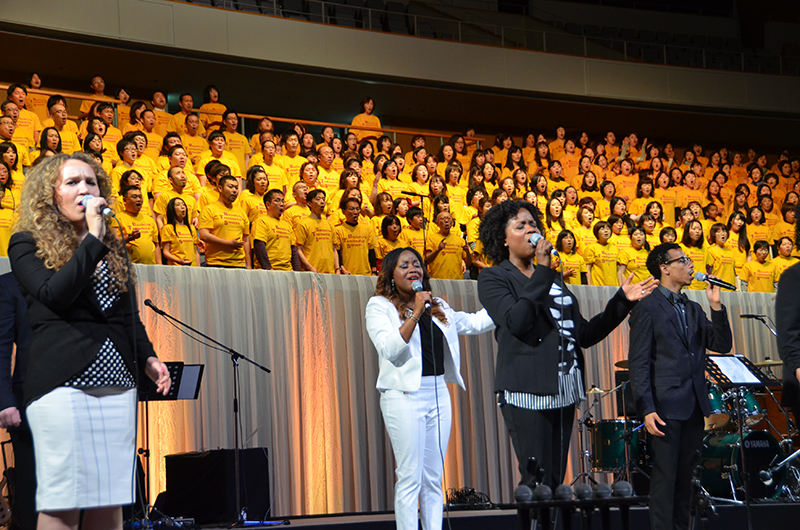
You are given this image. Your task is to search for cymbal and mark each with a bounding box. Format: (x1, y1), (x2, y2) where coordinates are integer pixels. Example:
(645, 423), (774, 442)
(754, 359), (783, 367)
(587, 386), (610, 394)
(615, 360), (629, 369)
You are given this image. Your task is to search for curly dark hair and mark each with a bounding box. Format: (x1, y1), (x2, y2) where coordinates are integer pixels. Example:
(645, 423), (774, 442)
(374, 247), (447, 324)
(478, 199), (542, 265)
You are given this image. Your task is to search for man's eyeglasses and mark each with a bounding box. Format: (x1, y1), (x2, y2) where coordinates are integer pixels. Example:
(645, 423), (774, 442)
(665, 255), (692, 266)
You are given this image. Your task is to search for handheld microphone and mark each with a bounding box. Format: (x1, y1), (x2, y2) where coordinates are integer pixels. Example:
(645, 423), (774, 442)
(411, 280), (431, 311)
(81, 194), (115, 219)
(740, 314), (767, 319)
(529, 232), (559, 257)
(144, 299), (166, 316)
(401, 191), (424, 197)
(694, 272), (736, 291)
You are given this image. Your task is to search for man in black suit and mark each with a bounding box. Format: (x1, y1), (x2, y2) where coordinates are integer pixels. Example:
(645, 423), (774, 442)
(776, 220), (800, 419)
(628, 243), (732, 530)
(0, 272), (35, 530)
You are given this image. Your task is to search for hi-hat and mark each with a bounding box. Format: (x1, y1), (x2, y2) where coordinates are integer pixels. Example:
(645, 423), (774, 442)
(754, 359), (783, 367)
(587, 386), (610, 394)
(615, 360), (630, 369)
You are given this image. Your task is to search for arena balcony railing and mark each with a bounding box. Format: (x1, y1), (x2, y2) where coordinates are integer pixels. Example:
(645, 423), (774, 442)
(176, 0), (798, 77)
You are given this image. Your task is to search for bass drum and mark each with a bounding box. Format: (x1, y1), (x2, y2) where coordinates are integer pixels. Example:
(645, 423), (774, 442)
(701, 430), (785, 499)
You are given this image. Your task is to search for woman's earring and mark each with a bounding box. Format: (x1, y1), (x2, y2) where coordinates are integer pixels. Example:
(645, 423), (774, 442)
(391, 279), (396, 290)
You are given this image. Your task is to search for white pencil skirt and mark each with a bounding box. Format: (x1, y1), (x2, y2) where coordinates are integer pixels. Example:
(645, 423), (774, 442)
(26, 386), (137, 511)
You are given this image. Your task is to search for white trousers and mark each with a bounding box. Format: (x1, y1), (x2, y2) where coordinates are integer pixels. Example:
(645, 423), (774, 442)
(380, 375), (452, 530)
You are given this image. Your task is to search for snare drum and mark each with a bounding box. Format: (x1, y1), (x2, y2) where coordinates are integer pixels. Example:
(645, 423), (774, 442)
(705, 384), (730, 430)
(590, 420), (641, 472)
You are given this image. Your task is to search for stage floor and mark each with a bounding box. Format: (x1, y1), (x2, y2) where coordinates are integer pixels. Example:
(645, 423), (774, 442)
(197, 502), (800, 529)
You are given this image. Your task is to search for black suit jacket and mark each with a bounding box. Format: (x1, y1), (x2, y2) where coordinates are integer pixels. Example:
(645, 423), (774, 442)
(628, 288), (732, 421)
(8, 232), (156, 408)
(777, 262), (800, 413)
(478, 260), (636, 395)
(0, 272), (32, 410)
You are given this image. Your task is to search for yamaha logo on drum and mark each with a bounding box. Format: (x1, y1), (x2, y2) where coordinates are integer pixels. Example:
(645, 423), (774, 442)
(743, 439), (771, 449)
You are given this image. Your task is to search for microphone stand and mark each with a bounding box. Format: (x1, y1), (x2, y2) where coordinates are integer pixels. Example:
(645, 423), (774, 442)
(144, 301), (271, 527)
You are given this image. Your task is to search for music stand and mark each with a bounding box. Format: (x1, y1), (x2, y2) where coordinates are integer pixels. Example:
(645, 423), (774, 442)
(137, 363), (204, 517)
(706, 354), (764, 530)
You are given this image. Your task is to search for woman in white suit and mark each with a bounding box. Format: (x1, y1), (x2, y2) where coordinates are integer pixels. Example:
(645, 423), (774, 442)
(365, 247), (494, 530)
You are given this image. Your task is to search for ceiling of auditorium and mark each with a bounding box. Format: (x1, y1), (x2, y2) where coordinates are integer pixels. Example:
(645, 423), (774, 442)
(1, 23), (797, 152)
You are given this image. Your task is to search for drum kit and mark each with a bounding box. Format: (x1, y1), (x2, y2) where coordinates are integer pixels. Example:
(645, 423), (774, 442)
(574, 357), (800, 504)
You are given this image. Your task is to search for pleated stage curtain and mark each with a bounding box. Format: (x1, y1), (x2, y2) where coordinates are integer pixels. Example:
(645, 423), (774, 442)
(0, 258), (780, 517)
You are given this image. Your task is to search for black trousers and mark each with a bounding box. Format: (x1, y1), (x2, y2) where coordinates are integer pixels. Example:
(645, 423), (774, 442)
(9, 420), (36, 530)
(648, 407), (704, 530)
(500, 400), (575, 488)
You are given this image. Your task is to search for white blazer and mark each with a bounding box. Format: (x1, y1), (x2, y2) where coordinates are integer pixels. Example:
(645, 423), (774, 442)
(365, 295), (495, 392)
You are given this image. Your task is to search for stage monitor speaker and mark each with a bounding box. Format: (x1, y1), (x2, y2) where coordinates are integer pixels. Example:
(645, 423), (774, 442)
(615, 370), (638, 418)
(162, 448), (270, 524)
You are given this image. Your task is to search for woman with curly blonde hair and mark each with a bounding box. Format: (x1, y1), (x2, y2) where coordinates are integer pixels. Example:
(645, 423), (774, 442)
(8, 152), (171, 530)
(364, 247), (494, 530)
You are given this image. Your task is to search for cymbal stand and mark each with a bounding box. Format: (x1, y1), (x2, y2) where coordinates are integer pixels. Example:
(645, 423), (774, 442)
(571, 391), (602, 486)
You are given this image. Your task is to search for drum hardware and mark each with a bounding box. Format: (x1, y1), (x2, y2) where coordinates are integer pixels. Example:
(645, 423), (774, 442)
(572, 383), (626, 485)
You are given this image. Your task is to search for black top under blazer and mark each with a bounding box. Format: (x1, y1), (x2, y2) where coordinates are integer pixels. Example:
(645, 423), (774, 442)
(478, 260), (636, 396)
(8, 231), (156, 408)
(628, 288), (732, 421)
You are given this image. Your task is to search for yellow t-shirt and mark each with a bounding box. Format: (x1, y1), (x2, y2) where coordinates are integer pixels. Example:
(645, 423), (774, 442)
(378, 178), (410, 201)
(295, 216), (336, 274)
(283, 203), (311, 229)
(168, 112), (206, 136)
(143, 130), (163, 161)
(425, 230), (466, 280)
(680, 243), (708, 290)
(153, 190), (198, 221)
(198, 103), (227, 130)
(160, 223), (199, 266)
(334, 222), (376, 275)
(196, 150), (243, 178)
(317, 166), (341, 191)
(573, 225), (598, 258)
(445, 184), (466, 221)
(198, 201), (250, 267)
(115, 210), (159, 264)
(553, 252), (586, 285)
(654, 188), (679, 227)
(774, 255), (799, 280)
(56, 128), (82, 155)
(180, 134), (209, 165)
(740, 260), (778, 293)
(274, 154), (308, 184)
(254, 162), (288, 193)
(584, 242), (619, 286)
(350, 113), (382, 142)
(397, 227), (426, 257)
(706, 245), (737, 287)
(223, 131), (251, 175)
(748, 224), (771, 246)
(0, 207), (14, 257)
(237, 190), (268, 225)
(618, 246), (650, 283)
(252, 215), (296, 271)
(677, 188), (704, 209)
(376, 237), (402, 261)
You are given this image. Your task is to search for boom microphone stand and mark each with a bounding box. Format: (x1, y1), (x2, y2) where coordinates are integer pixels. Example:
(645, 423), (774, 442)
(144, 299), (271, 527)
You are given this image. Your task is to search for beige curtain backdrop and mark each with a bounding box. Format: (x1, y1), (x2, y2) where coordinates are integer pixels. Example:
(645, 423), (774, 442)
(0, 258), (780, 517)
